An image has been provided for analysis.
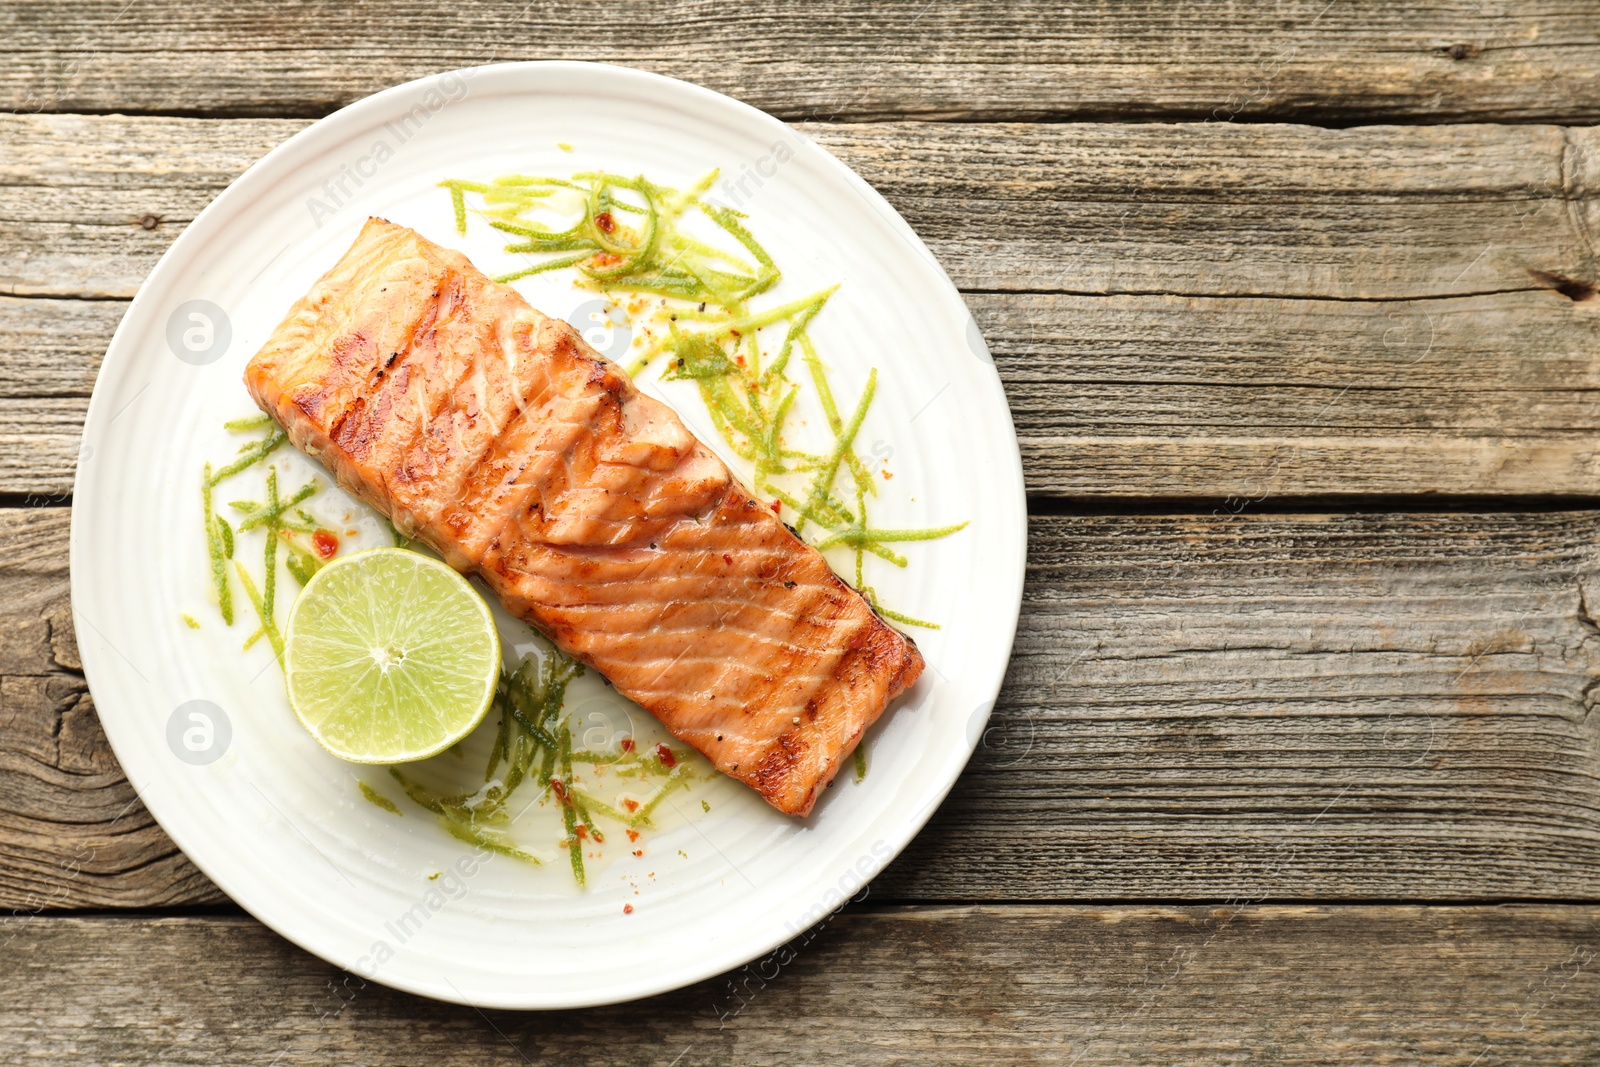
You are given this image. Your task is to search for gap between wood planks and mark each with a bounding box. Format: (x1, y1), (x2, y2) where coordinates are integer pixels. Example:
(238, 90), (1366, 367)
(4, 906), (1597, 1067)
(10, 493), (1600, 515)
(1027, 495), (1600, 516)
(3, 285), (1583, 304)
(7, 0), (1600, 127)
(20, 892), (1600, 917)
(24, 107), (1600, 131)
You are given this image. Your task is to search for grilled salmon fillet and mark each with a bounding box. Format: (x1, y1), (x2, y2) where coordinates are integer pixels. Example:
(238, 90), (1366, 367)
(245, 218), (923, 815)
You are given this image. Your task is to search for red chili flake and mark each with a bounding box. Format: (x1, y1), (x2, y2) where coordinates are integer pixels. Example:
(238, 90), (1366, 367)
(722, 553), (733, 565)
(735, 354), (746, 367)
(623, 798), (639, 813)
(770, 500), (781, 513)
(620, 738), (636, 753)
(656, 743), (677, 769)
(311, 530), (339, 559)
(575, 824), (588, 840)
(626, 829), (640, 841)
(623, 903), (634, 914)
(551, 778), (569, 803)
(633, 849), (644, 858)
(594, 211), (616, 234)
(591, 251), (622, 268)
(729, 328), (741, 338)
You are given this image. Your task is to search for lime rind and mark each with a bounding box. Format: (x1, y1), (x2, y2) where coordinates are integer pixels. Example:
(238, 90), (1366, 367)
(284, 548), (501, 763)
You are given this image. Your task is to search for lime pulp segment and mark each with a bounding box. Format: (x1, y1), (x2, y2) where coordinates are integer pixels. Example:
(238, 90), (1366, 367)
(283, 548), (501, 763)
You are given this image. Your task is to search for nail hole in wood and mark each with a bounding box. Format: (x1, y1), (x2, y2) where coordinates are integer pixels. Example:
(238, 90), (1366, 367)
(1529, 270), (1596, 302)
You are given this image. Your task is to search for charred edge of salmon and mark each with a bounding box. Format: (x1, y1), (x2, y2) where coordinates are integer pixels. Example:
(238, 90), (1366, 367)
(709, 482), (925, 816)
(755, 625), (925, 816)
(245, 217), (927, 818)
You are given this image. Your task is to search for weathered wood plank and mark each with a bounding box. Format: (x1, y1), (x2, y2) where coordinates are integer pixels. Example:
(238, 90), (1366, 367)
(885, 508), (1600, 900)
(0, 507), (222, 909)
(7, 287), (1600, 499)
(988, 289), (1600, 499)
(7, 115), (1599, 301)
(10, 116), (1600, 498)
(6, 1), (1600, 125)
(0, 399), (91, 499)
(3, 907), (1597, 1063)
(0, 295), (115, 398)
(8, 506), (1600, 908)
(818, 121), (1600, 300)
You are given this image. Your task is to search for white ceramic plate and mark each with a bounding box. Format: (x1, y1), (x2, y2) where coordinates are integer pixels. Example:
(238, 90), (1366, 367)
(71, 62), (1024, 1009)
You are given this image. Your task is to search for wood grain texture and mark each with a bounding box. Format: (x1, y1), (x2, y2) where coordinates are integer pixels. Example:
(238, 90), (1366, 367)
(0, 296), (115, 398)
(0, 508), (223, 909)
(8, 506), (1600, 908)
(3, 907), (1597, 1064)
(984, 289), (1600, 499)
(0, 115), (297, 300)
(8, 115), (1600, 301)
(5, 116), (1600, 498)
(884, 508), (1600, 901)
(6, 1), (1600, 124)
(816, 121), (1600, 301)
(7, 289), (1600, 499)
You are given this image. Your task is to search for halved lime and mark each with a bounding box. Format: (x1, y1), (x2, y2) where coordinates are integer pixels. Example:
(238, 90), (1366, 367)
(284, 548), (500, 763)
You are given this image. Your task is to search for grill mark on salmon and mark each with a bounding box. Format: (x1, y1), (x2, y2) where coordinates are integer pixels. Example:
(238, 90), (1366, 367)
(245, 218), (923, 815)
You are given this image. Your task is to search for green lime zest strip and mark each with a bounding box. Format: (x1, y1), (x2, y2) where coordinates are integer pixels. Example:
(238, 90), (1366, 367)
(813, 522), (970, 551)
(388, 769), (444, 814)
(442, 819), (543, 865)
(283, 543), (319, 587)
(567, 788), (630, 824)
(710, 287), (836, 341)
(201, 464), (233, 626)
(702, 201), (778, 277)
(796, 368), (875, 535)
(556, 722), (584, 887)
(223, 414), (275, 432)
(208, 428), (285, 484)
(492, 250), (592, 284)
(359, 780), (403, 816)
(862, 586), (941, 631)
(629, 767), (691, 828)
(234, 477), (317, 531)
(261, 471), (278, 626)
(797, 333), (875, 494)
(486, 698), (508, 781)
(232, 560), (284, 659)
(568, 750), (625, 765)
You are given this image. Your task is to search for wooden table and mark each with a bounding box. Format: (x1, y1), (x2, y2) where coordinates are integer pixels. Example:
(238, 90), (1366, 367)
(5, 3), (1600, 1062)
